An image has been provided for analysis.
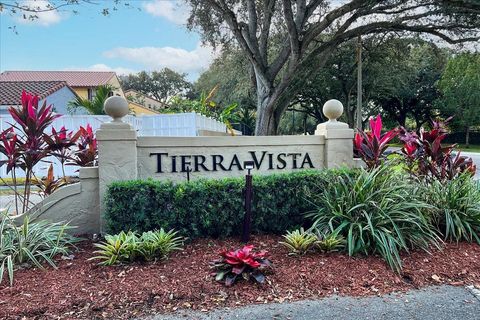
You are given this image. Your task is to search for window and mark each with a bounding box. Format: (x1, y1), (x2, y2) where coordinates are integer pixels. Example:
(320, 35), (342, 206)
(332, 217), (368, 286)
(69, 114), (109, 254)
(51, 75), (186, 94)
(87, 88), (97, 101)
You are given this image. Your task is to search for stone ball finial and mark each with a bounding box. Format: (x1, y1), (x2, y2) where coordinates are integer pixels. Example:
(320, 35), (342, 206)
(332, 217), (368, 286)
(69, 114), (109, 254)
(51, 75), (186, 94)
(104, 96), (129, 122)
(323, 99), (343, 122)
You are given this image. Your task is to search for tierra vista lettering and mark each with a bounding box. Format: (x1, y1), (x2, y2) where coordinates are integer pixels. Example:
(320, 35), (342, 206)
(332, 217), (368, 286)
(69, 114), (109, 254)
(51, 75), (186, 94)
(149, 151), (315, 173)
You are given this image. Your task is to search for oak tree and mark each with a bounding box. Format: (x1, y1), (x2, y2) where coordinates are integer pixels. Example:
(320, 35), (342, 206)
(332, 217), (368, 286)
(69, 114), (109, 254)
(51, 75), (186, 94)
(186, 0), (480, 135)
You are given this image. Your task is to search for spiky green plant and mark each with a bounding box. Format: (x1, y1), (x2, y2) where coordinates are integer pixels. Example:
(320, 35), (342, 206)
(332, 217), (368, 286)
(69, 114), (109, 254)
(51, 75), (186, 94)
(140, 229), (184, 261)
(0, 210), (79, 286)
(91, 229), (184, 266)
(90, 231), (141, 266)
(316, 232), (345, 252)
(280, 228), (318, 255)
(67, 84), (115, 115)
(306, 165), (440, 272)
(422, 174), (480, 243)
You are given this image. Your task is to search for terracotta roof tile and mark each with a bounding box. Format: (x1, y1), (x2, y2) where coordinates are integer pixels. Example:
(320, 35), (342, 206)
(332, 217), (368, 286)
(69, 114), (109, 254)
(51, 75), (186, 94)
(0, 71), (116, 87)
(0, 81), (72, 105)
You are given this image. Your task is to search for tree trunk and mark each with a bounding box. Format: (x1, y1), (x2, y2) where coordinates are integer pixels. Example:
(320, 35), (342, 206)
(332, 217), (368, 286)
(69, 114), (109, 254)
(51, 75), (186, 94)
(255, 86), (277, 135)
(466, 126), (470, 148)
(397, 112), (407, 128)
(345, 94), (354, 128)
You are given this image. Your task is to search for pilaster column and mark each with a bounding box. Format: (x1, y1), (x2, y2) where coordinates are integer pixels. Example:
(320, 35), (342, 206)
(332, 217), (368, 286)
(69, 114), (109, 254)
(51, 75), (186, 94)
(96, 96), (137, 231)
(315, 99), (354, 168)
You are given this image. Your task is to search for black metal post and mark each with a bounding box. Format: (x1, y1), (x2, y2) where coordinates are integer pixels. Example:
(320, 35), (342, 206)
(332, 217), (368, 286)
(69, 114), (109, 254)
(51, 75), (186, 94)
(242, 169), (253, 243)
(186, 166), (192, 182)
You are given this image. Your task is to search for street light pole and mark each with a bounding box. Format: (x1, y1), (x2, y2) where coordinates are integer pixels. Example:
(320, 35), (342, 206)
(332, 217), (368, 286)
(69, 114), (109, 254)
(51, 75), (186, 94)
(356, 35), (363, 131)
(242, 161), (254, 243)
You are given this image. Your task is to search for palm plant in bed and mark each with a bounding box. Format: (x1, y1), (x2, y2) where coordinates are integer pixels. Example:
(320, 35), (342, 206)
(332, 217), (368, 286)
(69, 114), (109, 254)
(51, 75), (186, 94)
(306, 165), (440, 272)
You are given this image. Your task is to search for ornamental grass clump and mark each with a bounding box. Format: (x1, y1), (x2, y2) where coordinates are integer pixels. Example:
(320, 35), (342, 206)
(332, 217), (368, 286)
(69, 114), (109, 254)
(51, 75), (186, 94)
(306, 165), (440, 272)
(0, 210), (79, 286)
(422, 174), (480, 243)
(211, 245), (272, 286)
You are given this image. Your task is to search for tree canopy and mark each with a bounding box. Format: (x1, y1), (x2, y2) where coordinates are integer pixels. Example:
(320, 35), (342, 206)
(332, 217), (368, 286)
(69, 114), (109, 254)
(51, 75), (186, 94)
(370, 38), (449, 129)
(120, 69), (193, 106)
(437, 53), (480, 147)
(5, 0), (480, 135)
(186, 0), (480, 135)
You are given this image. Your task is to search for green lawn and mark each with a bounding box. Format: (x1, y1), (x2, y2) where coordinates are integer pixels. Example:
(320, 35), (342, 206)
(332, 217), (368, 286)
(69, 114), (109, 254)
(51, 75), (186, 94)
(390, 143), (480, 153)
(456, 145), (480, 153)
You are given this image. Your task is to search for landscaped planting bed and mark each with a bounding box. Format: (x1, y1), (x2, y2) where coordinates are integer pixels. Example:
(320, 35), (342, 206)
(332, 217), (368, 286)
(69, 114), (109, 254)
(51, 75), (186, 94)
(1, 235), (480, 319)
(2, 101), (480, 319)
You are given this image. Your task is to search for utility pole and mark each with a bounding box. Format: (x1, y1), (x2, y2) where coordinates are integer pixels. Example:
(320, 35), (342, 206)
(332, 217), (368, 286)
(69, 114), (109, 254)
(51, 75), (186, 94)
(356, 35), (363, 131)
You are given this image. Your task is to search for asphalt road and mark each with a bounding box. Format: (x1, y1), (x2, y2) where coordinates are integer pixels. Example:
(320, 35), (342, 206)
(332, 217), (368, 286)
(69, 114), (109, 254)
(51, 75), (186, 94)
(461, 151), (480, 179)
(146, 286), (480, 320)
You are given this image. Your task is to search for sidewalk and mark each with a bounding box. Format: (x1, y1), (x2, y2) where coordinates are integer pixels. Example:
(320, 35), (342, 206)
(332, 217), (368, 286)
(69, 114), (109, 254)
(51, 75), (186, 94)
(145, 285), (480, 320)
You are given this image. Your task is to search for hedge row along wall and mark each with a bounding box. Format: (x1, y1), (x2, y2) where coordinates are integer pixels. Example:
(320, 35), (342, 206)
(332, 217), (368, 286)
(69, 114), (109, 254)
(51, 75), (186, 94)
(104, 169), (357, 238)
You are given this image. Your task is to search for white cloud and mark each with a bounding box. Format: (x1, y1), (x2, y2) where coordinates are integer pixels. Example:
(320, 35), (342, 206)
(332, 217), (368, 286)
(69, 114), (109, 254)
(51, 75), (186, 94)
(85, 64), (136, 76)
(16, 0), (64, 27)
(63, 64), (136, 76)
(103, 43), (219, 75)
(143, 0), (189, 25)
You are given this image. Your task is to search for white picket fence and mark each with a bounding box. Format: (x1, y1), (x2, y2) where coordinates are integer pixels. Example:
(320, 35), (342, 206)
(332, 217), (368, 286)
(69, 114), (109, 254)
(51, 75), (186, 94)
(0, 113), (226, 178)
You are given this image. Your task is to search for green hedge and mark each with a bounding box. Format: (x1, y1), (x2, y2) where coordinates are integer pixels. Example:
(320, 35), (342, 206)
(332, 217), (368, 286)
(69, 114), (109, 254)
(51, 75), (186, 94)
(104, 169), (357, 238)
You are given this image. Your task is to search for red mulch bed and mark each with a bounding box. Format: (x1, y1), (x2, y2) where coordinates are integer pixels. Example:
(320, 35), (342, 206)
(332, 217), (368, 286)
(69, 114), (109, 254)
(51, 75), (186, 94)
(1, 235), (480, 319)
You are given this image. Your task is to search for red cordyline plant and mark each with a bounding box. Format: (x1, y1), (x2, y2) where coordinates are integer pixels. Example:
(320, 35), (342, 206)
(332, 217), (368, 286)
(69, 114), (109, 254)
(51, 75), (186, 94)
(68, 124), (97, 167)
(0, 128), (22, 213)
(4, 91), (61, 212)
(43, 126), (81, 178)
(211, 245), (272, 286)
(398, 118), (476, 182)
(0, 91), (99, 214)
(354, 115), (398, 169)
(35, 164), (68, 198)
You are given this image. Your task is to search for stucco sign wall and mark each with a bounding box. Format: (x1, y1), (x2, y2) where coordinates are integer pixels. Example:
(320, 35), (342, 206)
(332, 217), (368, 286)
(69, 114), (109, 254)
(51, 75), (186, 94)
(94, 97), (354, 223)
(137, 136), (325, 181)
(21, 97), (356, 234)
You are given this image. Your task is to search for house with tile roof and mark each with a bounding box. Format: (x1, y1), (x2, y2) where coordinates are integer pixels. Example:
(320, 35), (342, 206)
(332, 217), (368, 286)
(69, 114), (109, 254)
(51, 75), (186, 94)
(0, 71), (159, 116)
(0, 71), (124, 101)
(0, 81), (84, 115)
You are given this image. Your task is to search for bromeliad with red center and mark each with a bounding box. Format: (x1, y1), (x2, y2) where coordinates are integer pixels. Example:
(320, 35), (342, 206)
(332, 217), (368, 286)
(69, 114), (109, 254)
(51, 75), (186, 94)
(212, 245), (272, 287)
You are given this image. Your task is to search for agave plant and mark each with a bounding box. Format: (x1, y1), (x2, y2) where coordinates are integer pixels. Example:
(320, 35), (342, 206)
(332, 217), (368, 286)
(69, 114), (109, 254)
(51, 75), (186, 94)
(211, 245), (272, 286)
(0, 210), (79, 286)
(354, 115), (398, 169)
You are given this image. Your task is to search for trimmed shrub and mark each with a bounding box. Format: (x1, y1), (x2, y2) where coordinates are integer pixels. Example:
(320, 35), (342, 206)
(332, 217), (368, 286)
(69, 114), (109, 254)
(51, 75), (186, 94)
(104, 169), (357, 238)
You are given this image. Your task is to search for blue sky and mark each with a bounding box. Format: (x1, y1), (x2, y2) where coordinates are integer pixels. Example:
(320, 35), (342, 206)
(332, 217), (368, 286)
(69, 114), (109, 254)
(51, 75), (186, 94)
(0, 1), (214, 80)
